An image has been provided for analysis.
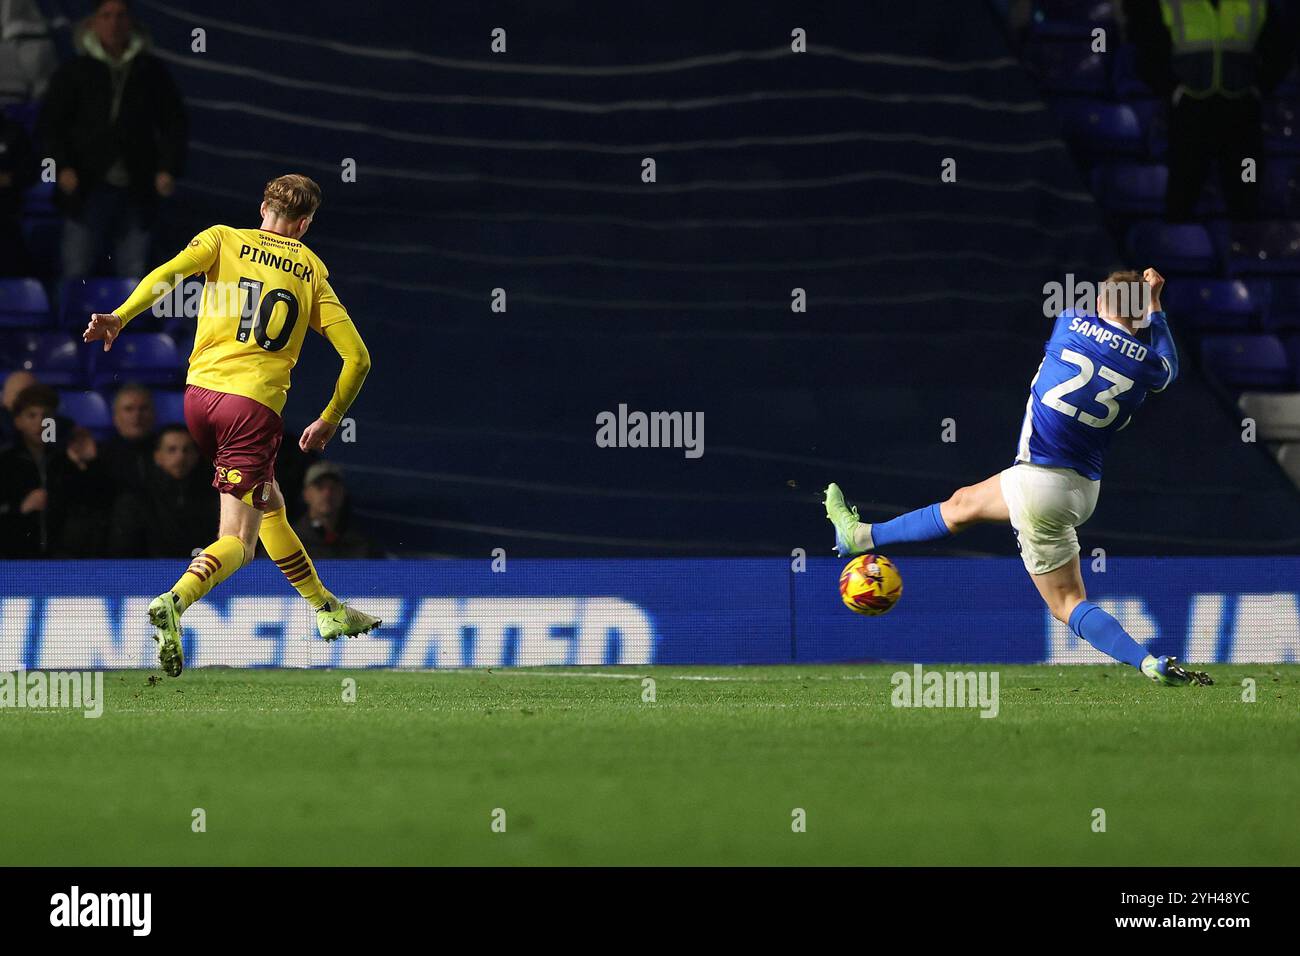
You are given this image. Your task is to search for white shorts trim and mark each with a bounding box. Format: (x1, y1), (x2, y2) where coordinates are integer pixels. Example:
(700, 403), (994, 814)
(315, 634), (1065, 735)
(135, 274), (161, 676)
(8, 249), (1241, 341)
(999, 463), (1100, 575)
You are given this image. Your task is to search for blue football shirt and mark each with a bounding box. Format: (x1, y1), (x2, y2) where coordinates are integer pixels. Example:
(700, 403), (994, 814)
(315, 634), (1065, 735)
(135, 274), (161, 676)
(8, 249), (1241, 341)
(1014, 309), (1174, 480)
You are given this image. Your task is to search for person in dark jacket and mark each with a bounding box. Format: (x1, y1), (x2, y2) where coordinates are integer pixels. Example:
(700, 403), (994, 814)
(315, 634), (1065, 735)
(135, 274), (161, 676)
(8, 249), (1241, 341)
(0, 108), (38, 276)
(0, 370), (39, 447)
(292, 461), (381, 559)
(1, 370), (76, 450)
(0, 383), (111, 556)
(110, 424), (218, 557)
(0, 0), (58, 102)
(98, 382), (156, 492)
(37, 0), (187, 279)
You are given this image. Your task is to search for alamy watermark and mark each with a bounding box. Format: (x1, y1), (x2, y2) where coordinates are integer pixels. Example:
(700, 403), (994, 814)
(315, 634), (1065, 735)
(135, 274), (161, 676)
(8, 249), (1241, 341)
(50, 886), (150, 936)
(1, 670), (104, 718)
(596, 404), (704, 459)
(890, 664), (999, 718)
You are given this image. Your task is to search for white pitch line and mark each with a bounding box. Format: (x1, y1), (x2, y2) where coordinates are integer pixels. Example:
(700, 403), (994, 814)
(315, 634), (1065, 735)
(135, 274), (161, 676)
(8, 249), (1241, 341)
(479, 670), (880, 682)
(82, 669), (888, 683)
(482, 670), (645, 680)
(671, 674), (876, 682)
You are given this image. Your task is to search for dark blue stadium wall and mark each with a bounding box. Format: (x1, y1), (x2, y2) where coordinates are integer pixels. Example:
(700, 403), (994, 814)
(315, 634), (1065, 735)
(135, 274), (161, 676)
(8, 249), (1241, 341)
(126, 0), (1300, 556)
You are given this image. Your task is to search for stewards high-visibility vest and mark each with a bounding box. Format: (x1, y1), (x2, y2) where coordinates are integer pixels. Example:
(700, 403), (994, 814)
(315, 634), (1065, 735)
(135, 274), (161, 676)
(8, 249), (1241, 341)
(1159, 0), (1266, 97)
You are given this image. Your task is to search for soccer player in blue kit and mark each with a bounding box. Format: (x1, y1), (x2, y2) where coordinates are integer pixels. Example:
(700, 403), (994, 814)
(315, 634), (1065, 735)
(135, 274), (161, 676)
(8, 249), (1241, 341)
(824, 268), (1213, 686)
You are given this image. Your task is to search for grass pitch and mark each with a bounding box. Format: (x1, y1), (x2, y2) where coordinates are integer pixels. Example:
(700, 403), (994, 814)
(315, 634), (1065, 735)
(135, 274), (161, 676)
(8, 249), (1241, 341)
(1, 665), (1295, 866)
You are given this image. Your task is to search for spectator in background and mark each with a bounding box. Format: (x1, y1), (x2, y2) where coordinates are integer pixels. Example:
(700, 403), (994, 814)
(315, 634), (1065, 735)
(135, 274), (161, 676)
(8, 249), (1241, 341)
(99, 381), (155, 490)
(1126, 0), (1296, 221)
(1, 370), (77, 449)
(110, 424), (217, 557)
(0, 0), (59, 104)
(0, 382), (110, 556)
(37, 0), (186, 280)
(0, 369), (38, 446)
(0, 103), (37, 275)
(292, 461), (380, 558)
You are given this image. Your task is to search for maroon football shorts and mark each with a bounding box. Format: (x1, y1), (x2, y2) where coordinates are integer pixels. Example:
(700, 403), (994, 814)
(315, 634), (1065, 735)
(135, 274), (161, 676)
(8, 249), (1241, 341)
(183, 385), (283, 510)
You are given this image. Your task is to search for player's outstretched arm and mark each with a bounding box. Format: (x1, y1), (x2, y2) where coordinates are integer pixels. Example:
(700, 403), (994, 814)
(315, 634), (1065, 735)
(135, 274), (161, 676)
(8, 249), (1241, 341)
(1143, 267), (1179, 390)
(81, 242), (215, 351)
(1143, 267), (1165, 317)
(300, 318), (372, 452)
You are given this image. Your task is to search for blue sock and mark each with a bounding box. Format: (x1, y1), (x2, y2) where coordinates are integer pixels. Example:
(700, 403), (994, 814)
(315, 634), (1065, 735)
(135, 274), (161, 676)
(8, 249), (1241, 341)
(1067, 602), (1149, 670)
(870, 503), (951, 549)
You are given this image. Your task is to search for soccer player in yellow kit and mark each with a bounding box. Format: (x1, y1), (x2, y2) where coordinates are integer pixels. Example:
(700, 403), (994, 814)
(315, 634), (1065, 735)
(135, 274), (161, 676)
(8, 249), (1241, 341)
(83, 174), (380, 677)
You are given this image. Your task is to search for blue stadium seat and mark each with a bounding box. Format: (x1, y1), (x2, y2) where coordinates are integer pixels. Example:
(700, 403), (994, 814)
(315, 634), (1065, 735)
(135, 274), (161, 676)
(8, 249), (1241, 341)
(1, 100), (38, 134)
(1126, 221), (1219, 274)
(60, 277), (141, 329)
(21, 181), (55, 217)
(55, 390), (112, 435)
(90, 332), (182, 388)
(1054, 100), (1146, 158)
(1109, 44), (1153, 98)
(1200, 334), (1292, 390)
(151, 389), (187, 426)
(1277, 63), (1300, 97)
(1026, 1), (1117, 39)
(1162, 279), (1261, 331)
(1128, 98), (1167, 160)
(4, 332), (85, 386)
(0, 332), (30, 368)
(1263, 97), (1299, 156)
(1091, 163), (1166, 215)
(1262, 157), (1300, 219)
(1023, 40), (1108, 94)
(1226, 222), (1300, 277)
(1287, 335), (1300, 388)
(0, 277), (52, 329)
(1263, 278), (1300, 331)
(1094, 164), (1223, 217)
(162, 315), (195, 345)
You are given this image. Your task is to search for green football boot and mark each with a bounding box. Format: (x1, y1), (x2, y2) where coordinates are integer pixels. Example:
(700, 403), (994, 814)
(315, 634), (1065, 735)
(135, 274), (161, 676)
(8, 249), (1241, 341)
(147, 592), (184, 677)
(1141, 655), (1213, 686)
(317, 594), (382, 642)
(824, 482), (871, 558)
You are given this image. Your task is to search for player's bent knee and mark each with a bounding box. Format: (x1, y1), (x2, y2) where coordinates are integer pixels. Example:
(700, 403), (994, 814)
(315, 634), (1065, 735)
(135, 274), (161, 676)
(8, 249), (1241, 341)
(1051, 594), (1087, 624)
(218, 518), (259, 567)
(944, 487), (974, 526)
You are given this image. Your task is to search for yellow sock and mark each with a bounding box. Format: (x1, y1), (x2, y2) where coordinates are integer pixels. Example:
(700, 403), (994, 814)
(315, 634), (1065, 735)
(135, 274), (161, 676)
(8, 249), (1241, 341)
(172, 535), (247, 611)
(259, 507), (331, 610)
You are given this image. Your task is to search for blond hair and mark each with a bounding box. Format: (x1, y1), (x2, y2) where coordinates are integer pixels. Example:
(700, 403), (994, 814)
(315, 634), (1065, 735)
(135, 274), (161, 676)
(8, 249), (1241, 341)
(1098, 269), (1144, 321)
(262, 174), (321, 221)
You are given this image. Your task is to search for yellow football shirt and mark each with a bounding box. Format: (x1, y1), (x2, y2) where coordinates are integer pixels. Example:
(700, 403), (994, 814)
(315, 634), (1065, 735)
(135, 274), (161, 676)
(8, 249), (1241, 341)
(116, 225), (353, 415)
